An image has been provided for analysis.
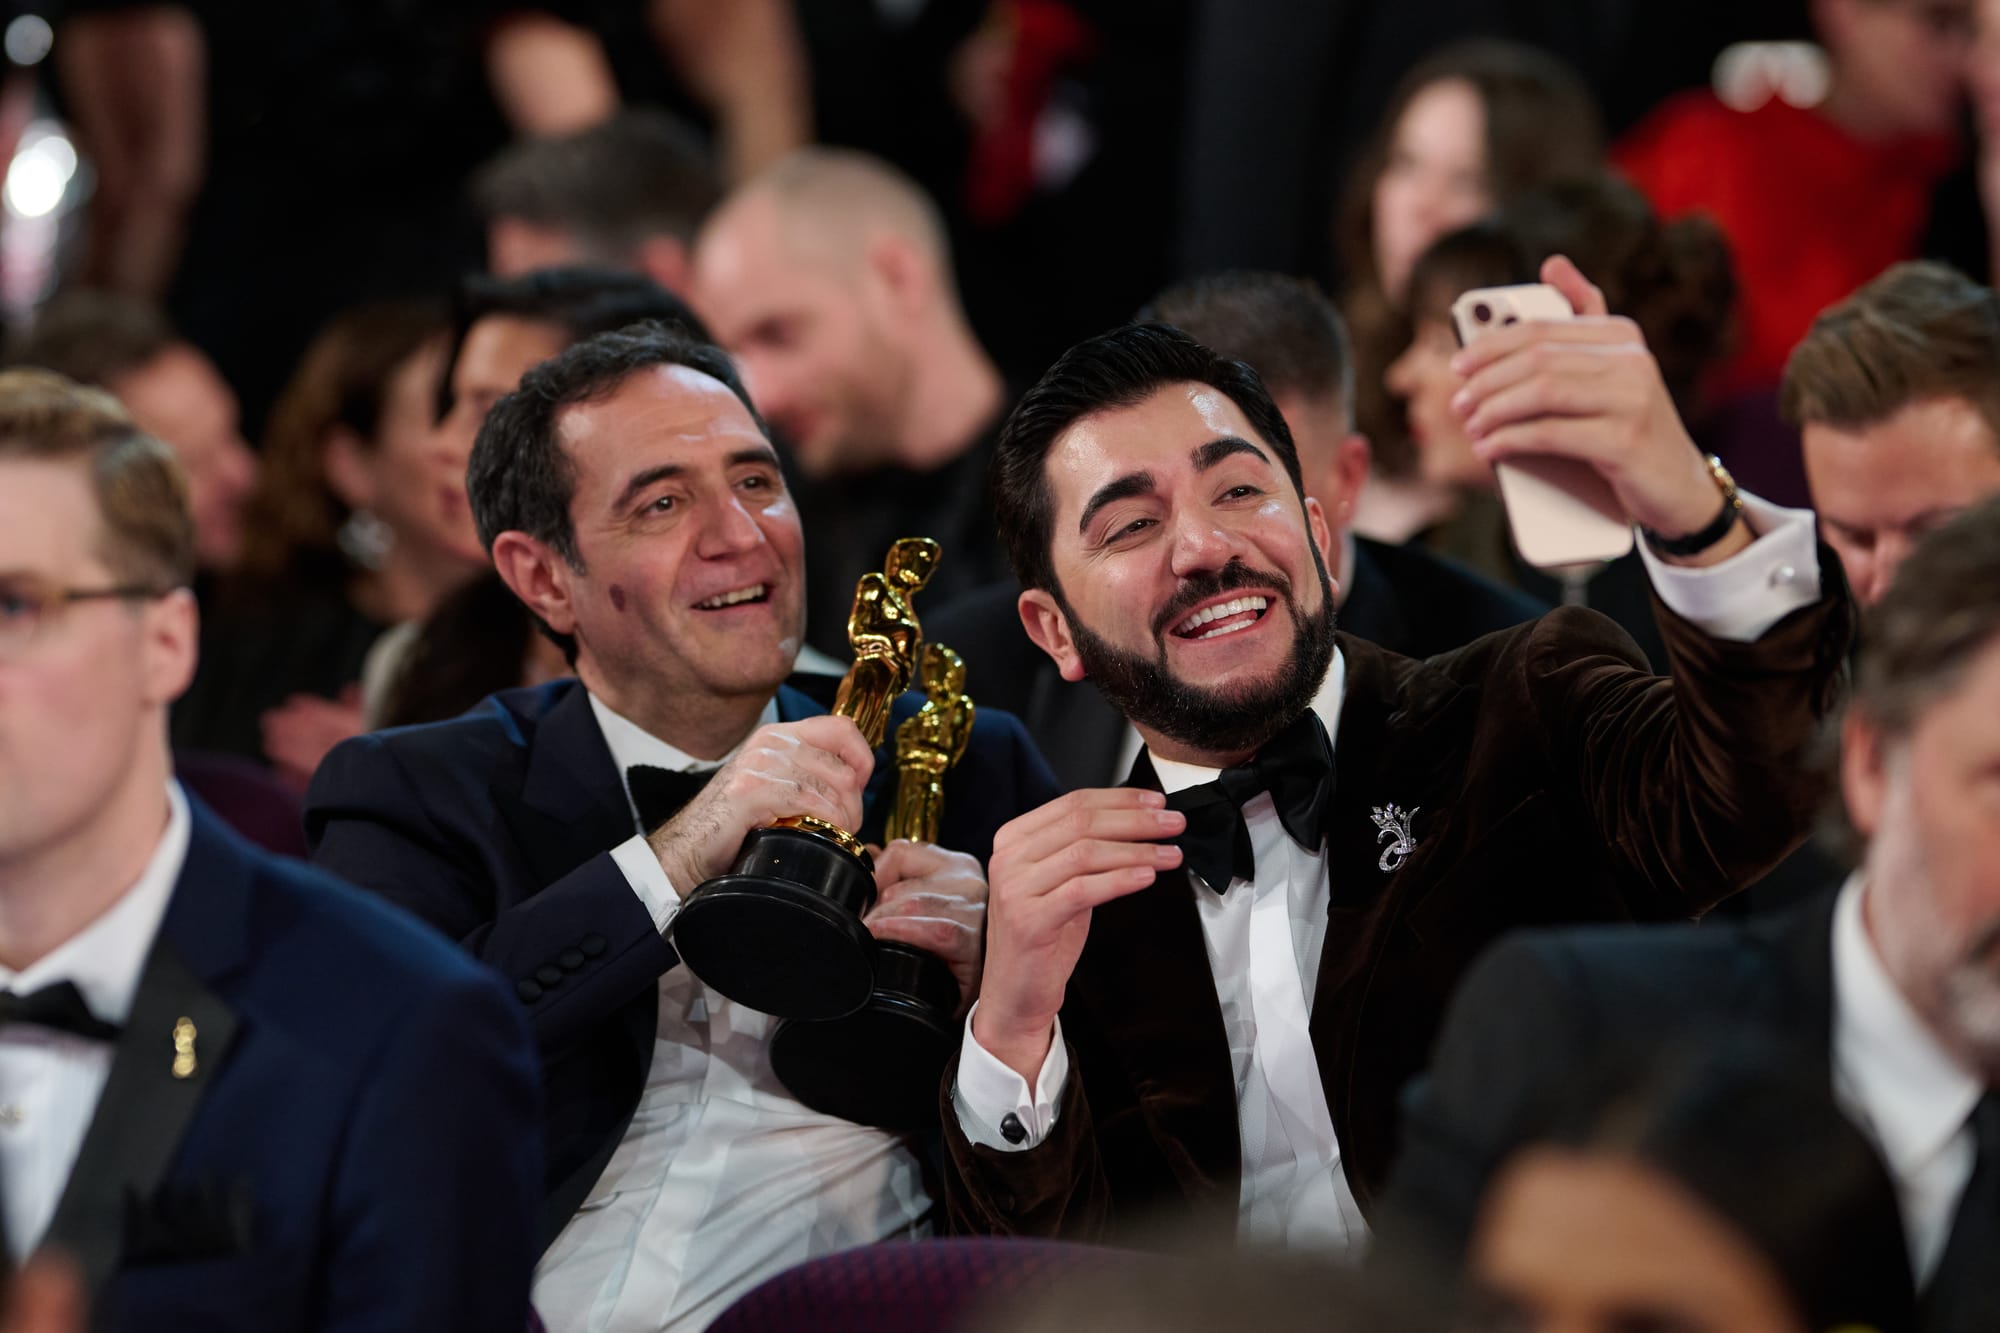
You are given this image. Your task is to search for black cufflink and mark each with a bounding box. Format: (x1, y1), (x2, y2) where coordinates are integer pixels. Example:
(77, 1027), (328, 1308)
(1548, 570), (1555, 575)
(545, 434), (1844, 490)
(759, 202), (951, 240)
(999, 1112), (1027, 1145)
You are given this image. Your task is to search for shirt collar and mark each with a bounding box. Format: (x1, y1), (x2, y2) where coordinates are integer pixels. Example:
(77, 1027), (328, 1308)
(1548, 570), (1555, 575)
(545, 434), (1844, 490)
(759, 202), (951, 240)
(589, 691), (779, 803)
(1150, 648), (1347, 795)
(1832, 872), (1985, 1176)
(0, 782), (190, 1026)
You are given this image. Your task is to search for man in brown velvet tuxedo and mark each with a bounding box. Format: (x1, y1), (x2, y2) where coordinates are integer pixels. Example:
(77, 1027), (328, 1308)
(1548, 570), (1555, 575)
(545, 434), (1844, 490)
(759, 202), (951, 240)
(939, 257), (1853, 1249)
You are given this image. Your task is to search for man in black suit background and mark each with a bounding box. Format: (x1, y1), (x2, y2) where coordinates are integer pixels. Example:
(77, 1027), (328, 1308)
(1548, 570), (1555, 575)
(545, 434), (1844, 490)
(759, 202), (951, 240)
(306, 323), (1058, 1331)
(923, 269), (1545, 791)
(0, 369), (539, 1328)
(1387, 495), (2000, 1332)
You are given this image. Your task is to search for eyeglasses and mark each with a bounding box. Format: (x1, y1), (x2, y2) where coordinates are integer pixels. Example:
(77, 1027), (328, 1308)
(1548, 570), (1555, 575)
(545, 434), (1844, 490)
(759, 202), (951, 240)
(0, 574), (171, 661)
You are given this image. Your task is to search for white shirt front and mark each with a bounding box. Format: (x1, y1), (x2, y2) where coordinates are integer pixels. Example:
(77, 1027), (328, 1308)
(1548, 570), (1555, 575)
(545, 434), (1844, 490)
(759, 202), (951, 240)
(1831, 873), (1985, 1285)
(954, 494), (1823, 1252)
(0, 782), (189, 1260)
(531, 695), (930, 1333)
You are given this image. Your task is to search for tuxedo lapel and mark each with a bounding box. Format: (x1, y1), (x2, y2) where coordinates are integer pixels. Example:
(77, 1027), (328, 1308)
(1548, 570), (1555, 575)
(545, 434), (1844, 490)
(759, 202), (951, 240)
(502, 683), (638, 893)
(42, 807), (247, 1306)
(1307, 637), (1471, 1204)
(1069, 752), (1241, 1207)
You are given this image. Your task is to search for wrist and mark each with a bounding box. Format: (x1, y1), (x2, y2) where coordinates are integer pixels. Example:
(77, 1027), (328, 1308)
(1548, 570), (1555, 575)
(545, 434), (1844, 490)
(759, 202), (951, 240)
(972, 1003), (1057, 1081)
(1641, 454), (1745, 564)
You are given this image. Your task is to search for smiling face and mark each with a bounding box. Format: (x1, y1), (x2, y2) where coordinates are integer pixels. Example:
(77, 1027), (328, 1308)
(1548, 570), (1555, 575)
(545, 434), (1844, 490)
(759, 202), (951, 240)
(1020, 382), (1336, 765)
(524, 363), (806, 714)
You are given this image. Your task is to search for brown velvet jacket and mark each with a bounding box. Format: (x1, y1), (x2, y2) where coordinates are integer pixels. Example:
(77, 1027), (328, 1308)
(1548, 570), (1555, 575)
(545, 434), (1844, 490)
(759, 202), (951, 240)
(940, 578), (1853, 1241)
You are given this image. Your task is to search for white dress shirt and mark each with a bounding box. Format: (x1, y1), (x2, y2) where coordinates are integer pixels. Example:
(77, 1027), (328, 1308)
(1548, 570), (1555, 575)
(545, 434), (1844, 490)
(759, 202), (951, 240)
(0, 782), (189, 1260)
(954, 495), (1822, 1251)
(1832, 874), (1985, 1285)
(532, 695), (930, 1333)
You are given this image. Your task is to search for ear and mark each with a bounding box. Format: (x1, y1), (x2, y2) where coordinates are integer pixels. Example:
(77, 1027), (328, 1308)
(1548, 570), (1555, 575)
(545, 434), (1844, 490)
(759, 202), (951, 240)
(322, 426), (378, 512)
(634, 235), (692, 296)
(1840, 707), (1890, 841)
(142, 587), (200, 707)
(492, 530), (581, 642)
(1330, 432), (1371, 521)
(1304, 496), (1340, 602)
(1019, 587), (1086, 683)
(864, 233), (931, 319)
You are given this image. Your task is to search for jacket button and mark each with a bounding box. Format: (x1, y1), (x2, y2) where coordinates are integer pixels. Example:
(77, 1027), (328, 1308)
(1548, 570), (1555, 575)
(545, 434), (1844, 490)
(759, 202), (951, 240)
(516, 979), (544, 1003)
(999, 1113), (1027, 1145)
(559, 949), (585, 970)
(580, 934), (608, 958)
(536, 965), (564, 987)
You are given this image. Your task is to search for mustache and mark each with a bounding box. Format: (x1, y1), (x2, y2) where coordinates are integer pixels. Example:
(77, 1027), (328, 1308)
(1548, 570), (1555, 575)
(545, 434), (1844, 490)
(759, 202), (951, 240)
(1150, 559), (1294, 639)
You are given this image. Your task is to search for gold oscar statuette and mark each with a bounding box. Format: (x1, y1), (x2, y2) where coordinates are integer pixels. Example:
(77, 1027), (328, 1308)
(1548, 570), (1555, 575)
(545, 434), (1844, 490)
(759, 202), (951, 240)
(671, 536), (947, 1024)
(884, 643), (974, 845)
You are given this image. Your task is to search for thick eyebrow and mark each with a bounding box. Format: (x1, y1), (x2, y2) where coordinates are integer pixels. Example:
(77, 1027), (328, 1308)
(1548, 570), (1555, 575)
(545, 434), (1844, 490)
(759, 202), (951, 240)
(613, 463), (685, 512)
(1192, 435), (1270, 472)
(612, 445), (783, 511)
(1077, 470), (1157, 537)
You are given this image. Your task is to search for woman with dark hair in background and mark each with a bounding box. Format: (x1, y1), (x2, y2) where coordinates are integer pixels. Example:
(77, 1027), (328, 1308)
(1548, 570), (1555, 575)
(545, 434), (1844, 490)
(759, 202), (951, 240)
(1336, 40), (1605, 539)
(1382, 173), (1737, 668)
(1464, 1042), (1917, 1333)
(173, 300), (489, 785)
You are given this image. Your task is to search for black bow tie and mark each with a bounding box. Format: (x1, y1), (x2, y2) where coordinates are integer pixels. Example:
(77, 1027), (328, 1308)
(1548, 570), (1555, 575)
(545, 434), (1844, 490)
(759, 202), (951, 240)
(0, 980), (121, 1042)
(627, 764), (718, 831)
(1163, 711), (1334, 893)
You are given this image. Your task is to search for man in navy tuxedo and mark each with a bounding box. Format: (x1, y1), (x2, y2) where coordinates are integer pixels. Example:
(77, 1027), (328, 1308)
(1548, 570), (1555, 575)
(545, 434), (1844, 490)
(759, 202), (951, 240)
(0, 369), (541, 1330)
(305, 322), (1058, 1331)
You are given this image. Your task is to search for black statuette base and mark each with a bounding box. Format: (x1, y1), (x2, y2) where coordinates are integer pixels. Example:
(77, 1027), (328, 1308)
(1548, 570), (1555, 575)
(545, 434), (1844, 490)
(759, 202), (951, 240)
(670, 824), (878, 1021)
(771, 941), (960, 1131)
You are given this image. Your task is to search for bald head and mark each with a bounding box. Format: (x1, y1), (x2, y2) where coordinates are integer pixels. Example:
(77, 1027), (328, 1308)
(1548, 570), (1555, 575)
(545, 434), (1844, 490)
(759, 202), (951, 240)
(692, 149), (975, 476)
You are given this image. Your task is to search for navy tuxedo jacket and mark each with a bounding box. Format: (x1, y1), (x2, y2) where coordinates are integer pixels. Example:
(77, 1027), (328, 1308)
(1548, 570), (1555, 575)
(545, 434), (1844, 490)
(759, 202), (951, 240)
(304, 676), (1060, 1244)
(60, 799), (541, 1332)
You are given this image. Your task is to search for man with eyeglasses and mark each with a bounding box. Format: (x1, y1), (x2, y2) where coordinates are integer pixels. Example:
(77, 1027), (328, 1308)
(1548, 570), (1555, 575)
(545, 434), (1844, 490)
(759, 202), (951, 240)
(0, 369), (541, 1328)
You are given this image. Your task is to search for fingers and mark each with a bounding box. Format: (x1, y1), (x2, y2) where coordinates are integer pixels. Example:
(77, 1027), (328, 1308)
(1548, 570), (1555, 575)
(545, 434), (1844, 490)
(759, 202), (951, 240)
(872, 837), (976, 887)
(1449, 312), (1640, 379)
(1471, 416), (1617, 467)
(1543, 254), (1607, 317)
(867, 910), (982, 961)
(997, 788), (1185, 870)
(782, 713), (876, 783)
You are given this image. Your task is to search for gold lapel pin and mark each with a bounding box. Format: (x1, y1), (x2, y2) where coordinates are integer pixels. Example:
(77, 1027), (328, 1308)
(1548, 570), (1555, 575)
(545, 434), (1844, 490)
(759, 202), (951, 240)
(172, 1017), (197, 1079)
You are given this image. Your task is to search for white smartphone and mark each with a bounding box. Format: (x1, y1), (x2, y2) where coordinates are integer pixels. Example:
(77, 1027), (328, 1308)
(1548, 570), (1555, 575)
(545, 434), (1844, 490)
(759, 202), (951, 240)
(1450, 284), (1635, 569)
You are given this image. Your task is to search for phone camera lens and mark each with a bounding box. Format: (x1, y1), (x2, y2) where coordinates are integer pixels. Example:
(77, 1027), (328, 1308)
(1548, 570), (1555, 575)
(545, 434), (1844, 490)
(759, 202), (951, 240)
(1472, 302), (1493, 323)
(1502, 315), (1518, 325)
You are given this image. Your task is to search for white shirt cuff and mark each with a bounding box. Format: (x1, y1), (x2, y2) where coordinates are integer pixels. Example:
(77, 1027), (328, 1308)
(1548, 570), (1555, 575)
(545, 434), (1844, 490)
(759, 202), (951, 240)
(610, 834), (682, 934)
(1639, 492), (1821, 643)
(952, 1002), (1069, 1152)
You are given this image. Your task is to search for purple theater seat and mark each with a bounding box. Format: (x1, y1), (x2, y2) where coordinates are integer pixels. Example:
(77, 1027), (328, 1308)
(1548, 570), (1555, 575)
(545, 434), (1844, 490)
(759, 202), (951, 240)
(174, 749), (307, 859)
(707, 1237), (1142, 1333)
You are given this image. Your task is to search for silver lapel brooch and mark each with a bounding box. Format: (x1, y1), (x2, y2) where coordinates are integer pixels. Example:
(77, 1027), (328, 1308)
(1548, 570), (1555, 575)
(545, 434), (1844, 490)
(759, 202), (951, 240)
(1370, 804), (1420, 873)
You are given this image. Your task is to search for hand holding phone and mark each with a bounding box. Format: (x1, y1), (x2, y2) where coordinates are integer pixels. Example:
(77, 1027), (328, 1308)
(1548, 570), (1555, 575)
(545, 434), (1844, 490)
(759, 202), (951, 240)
(1450, 283), (1634, 569)
(1449, 256), (1741, 570)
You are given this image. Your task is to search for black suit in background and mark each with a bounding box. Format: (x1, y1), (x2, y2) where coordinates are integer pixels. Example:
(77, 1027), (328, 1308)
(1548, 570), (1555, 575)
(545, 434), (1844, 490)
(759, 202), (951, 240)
(921, 535), (1548, 791)
(1384, 894), (1995, 1332)
(305, 675), (1060, 1245)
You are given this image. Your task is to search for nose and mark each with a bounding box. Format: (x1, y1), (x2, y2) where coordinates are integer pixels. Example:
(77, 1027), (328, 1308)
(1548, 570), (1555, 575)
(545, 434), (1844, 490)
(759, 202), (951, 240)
(694, 490), (766, 560)
(1866, 534), (1915, 606)
(1166, 506), (1240, 579)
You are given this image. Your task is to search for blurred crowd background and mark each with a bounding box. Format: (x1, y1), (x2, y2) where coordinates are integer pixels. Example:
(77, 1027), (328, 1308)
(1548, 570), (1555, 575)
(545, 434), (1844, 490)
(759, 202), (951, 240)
(0, 0), (1992, 788)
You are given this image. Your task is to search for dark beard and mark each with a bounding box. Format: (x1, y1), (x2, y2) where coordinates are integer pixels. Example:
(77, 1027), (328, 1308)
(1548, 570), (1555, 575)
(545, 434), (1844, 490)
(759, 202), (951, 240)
(1057, 550), (1337, 759)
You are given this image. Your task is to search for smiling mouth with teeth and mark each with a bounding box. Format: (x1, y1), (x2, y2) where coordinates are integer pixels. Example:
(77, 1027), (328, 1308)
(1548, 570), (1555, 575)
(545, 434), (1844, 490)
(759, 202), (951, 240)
(1172, 595), (1270, 641)
(694, 583), (771, 610)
